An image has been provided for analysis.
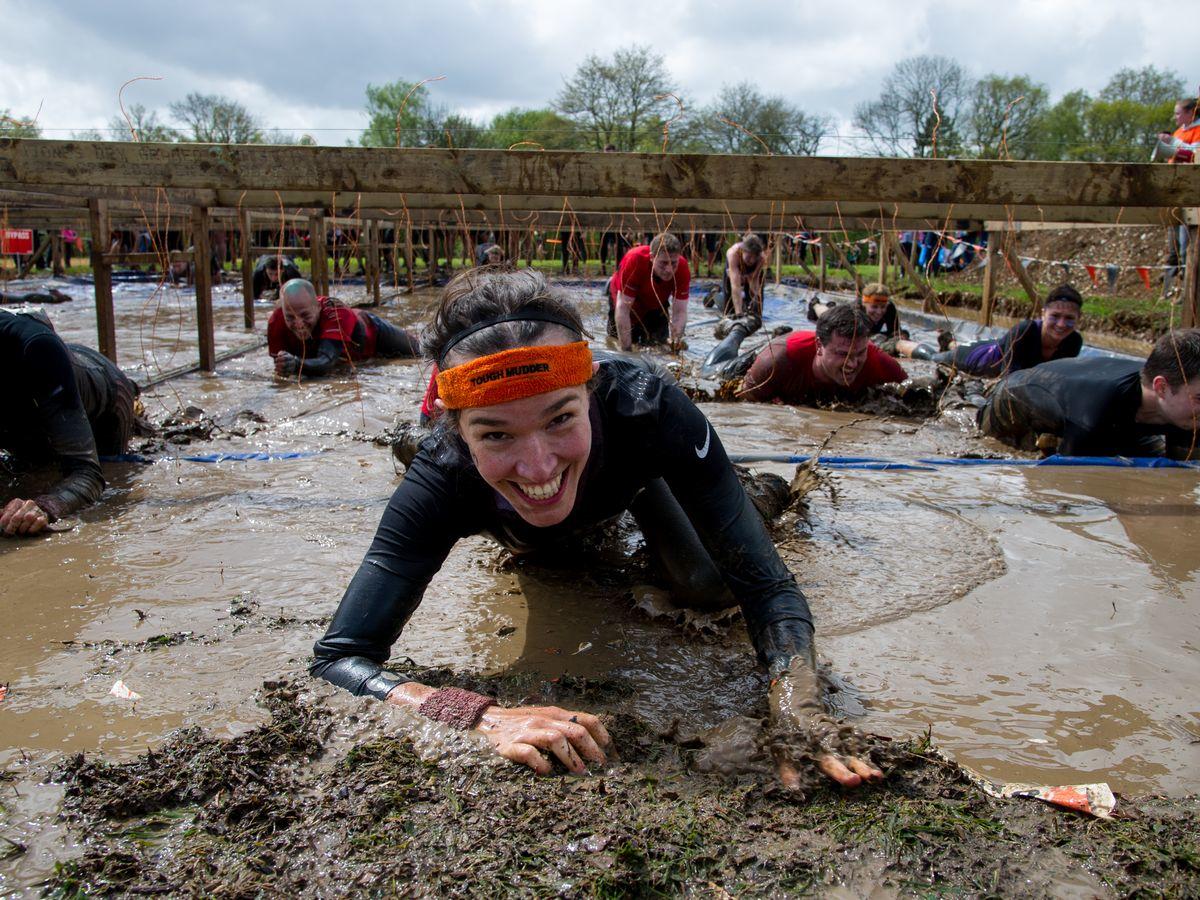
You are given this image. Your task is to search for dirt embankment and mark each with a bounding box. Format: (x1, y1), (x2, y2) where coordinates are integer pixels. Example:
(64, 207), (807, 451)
(47, 679), (1200, 898)
(790, 226), (1183, 342)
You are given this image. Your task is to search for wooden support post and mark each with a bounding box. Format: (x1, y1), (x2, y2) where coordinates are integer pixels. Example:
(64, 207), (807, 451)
(1182, 223), (1200, 328)
(997, 232), (1040, 313)
(404, 223), (415, 292)
(773, 233), (782, 286)
(51, 231), (64, 276)
(309, 215), (328, 296)
(87, 199), (116, 362)
(240, 209), (254, 329)
(879, 235), (889, 285)
(980, 233), (999, 327)
(883, 230), (938, 312)
(367, 220), (381, 305)
(192, 206), (215, 371)
(826, 238), (863, 294)
(818, 241), (827, 291)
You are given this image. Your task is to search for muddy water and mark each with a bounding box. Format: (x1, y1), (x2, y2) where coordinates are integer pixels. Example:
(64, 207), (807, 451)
(2, 276), (1198, 891)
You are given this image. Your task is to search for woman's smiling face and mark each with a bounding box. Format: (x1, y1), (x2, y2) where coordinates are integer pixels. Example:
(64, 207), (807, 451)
(458, 383), (593, 527)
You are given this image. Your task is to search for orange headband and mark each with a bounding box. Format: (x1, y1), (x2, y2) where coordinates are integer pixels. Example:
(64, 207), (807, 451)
(436, 341), (594, 410)
(862, 294), (889, 303)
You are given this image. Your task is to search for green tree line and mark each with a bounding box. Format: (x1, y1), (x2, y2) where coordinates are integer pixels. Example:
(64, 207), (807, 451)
(2, 48), (1191, 162)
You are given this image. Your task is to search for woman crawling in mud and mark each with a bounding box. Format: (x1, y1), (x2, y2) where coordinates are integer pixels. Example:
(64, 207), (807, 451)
(311, 267), (882, 790)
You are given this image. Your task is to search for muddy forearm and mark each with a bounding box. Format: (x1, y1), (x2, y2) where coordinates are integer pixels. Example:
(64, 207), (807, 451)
(33, 460), (105, 522)
(309, 654), (411, 700)
(294, 339), (343, 377)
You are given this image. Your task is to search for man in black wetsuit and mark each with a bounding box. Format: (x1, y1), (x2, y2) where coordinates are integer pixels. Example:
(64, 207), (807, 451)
(0, 288), (71, 305)
(251, 254), (302, 300)
(979, 328), (1200, 457)
(1, 309), (139, 535)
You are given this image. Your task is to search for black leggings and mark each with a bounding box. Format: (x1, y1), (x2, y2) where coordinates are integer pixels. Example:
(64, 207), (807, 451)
(701, 322), (759, 380)
(366, 315), (420, 358)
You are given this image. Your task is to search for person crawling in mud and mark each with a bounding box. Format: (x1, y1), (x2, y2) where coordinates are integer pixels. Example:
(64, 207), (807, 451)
(894, 283), (1083, 376)
(268, 279), (420, 377)
(979, 327), (1200, 458)
(312, 267), (883, 790)
(606, 231), (690, 352)
(720, 304), (907, 404)
(720, 232), (766, 323)
(0, 308), (138, 536)
(0, 287), (72, 305)
(807, 283), (904, 353)
(251, 254), (302, 300)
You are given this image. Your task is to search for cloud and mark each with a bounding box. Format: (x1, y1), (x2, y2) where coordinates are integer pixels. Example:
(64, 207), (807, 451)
(1, 0), (1192, 145)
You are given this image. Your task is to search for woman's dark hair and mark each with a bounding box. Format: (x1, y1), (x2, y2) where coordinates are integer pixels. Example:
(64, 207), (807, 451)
(423, 266), (587, 366)
(1044, 283), (1083, 309)
(1177, 98), (1198, 115)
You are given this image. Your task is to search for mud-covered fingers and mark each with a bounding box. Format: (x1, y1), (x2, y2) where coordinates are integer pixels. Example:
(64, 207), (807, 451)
(773, 754), (802, 791)
(497, 741), (552, 776)
(2, 499), (46, 535)
(845, 756), (884, 782)
(543, 708), (612, 749)
(526, 728), (587, 774)
(550, 720), (607, 765)
(0, 499), (18, 533)
(817, 754), (863, 787)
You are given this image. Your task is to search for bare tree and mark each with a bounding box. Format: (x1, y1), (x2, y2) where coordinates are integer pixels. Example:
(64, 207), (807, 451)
(853, 55), (971, 156)
(964, 75), (1049, 159)
(554, 46), (677, 151)
(689, 82), (829, 155)
(169, 93), (264, 143)
(105, 104), (178, 142)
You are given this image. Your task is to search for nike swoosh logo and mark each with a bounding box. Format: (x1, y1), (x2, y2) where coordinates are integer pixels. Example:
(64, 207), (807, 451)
(695, 425), (711, 459)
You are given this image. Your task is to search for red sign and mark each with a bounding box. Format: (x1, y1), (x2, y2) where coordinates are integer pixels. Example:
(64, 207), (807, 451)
(2, 229), (34, 254)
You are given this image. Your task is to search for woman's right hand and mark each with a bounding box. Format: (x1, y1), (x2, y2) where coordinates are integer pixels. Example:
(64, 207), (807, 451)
(476, 704), (611, 775)
(387, 682), (610, 775)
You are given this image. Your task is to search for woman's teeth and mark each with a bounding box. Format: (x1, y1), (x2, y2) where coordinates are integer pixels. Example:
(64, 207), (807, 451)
(515, 471), (564, 501)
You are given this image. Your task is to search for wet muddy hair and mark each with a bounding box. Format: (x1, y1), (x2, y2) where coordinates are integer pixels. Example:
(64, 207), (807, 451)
(424, 267), (587, 367)
(860, 282), (890, 299)
(1044, 283), (1083, 310)
(649, 232), (682, 256)
(1142, 328), (1200, 389)
(741, 233), (765, 255)
(815, 302), (873, 345)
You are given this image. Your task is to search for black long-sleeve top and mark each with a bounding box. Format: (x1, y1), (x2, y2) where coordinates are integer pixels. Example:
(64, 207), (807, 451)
(0, 310), (104, 521)
(982, 356), (1196, 457)
(312, 357), (816, 700)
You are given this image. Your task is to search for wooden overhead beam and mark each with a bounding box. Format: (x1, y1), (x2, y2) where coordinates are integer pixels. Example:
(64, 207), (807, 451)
(4, 139), (1200, 209)
(3, 178), (1189, 226)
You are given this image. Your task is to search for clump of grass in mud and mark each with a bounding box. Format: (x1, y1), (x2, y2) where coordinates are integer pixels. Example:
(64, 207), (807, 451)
(42, 676), (1200, 898)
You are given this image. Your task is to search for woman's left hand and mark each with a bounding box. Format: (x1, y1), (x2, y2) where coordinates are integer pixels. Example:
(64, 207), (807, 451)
(768, 663), (884, 790)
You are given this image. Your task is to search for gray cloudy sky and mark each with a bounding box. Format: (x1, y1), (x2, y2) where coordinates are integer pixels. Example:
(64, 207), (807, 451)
(1, 0), (1194, 150)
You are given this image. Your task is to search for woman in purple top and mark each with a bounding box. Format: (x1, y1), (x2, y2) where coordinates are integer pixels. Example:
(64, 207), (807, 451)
(898, 283), (1083, 377)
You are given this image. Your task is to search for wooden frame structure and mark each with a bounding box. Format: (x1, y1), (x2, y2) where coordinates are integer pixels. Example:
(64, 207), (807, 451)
(3, 139), (1199, 370)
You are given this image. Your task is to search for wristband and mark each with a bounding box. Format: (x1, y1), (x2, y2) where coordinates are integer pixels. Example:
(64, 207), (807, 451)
(417, 687), (494, 730)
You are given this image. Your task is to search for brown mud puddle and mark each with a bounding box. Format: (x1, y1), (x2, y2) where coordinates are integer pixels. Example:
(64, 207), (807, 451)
(44, 680), (1200, 898)
(2, 277), (1198, 894)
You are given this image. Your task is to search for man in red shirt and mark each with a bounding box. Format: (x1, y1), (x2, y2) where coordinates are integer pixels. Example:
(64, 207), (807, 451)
(268, 279), (420, 377)
(741, 304), (908, 404)
(607, 232), (690, 351)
